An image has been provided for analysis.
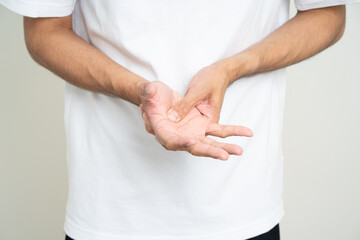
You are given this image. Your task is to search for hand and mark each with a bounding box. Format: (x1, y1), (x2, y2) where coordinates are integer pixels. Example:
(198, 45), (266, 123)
(166, 62), (230, 123)
(137, 81), (253, 160)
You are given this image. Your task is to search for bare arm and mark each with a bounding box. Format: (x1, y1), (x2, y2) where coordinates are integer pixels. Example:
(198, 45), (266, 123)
(24, 14), (250, 160)
(167, 5), (346, 123)
(23, 15), (148, 105)
(224, 5), (346, 82)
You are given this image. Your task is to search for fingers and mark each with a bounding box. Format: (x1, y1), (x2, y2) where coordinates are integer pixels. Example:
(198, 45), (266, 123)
(187, 140), (230, 160)
(157, 135), (242, 161)
(167, 89), (201, 122)
(140, 103), (144, 114)
(202, 137), (243, 156)
(137, 81), (158, 99)
(137, 81), (147, 98)
(142, 112), (154, 135)
(140, 103), (154, 135)
(206, 123), (253, 138)
(156, 135), (197, 151)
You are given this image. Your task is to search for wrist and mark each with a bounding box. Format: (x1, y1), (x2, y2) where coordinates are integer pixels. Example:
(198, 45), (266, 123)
(209, 61), (233, 88)
(110, 67), (148, 106)
(135, 78), (150, 106)
(216, 50), (259, 85)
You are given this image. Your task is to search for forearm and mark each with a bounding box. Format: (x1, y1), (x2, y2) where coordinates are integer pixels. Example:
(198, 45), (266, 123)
(220, 5), (346, 84)
(23, 15), (147, 105)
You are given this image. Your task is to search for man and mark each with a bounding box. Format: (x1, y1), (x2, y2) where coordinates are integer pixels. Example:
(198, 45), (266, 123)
(0, 0), (357, 239)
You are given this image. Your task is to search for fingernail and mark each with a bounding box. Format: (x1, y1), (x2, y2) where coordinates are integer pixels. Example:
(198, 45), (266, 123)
(167, 109), (180, 122)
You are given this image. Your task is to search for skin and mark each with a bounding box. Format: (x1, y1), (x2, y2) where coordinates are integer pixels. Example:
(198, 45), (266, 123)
(138, 81), (253, 160)
(166, 6), (346, 124)
(24, 15), (147, 105)
(23, 5), (346, 160)
(23, 15), (251, 161)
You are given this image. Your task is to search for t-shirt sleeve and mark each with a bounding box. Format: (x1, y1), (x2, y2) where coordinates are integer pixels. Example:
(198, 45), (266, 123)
(294, 0), (360, 11)
(0, 0), (76, 17)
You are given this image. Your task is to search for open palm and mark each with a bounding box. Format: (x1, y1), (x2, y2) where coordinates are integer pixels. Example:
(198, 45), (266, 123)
(138, 81), (253, 160)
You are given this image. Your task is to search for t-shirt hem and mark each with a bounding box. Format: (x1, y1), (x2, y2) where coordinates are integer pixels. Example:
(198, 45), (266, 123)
(0, 0), (75, 17)
(64, 205), (284, 240)
(296, 0), (360, 11)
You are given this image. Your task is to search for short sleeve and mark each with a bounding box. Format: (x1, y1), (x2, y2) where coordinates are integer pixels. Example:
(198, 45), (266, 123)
(294, 0), (360, 11)
(0, 0), (76, 17)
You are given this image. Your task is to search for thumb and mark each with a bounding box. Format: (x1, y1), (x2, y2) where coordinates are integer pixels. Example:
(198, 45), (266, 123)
(138, 81), (157, 99)
(167, 93), (198, 122)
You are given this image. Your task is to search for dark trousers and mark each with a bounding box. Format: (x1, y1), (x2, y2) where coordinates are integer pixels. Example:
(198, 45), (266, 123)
(65, 224), (280, 240)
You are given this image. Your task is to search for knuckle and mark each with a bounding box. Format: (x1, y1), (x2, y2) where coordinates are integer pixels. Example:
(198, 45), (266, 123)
(165, 139), (177, 151)
(220, 125), (226, 137)
(187, 146), (200, 157)
(146, 127), (153, 134)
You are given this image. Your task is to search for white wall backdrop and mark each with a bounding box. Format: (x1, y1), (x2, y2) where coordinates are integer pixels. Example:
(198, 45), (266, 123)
(0, 3), (359, 240)
(282, 3), (360, 240)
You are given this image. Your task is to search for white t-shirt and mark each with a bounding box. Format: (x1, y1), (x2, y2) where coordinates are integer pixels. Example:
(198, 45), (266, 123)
(1, 0), (357, 239)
